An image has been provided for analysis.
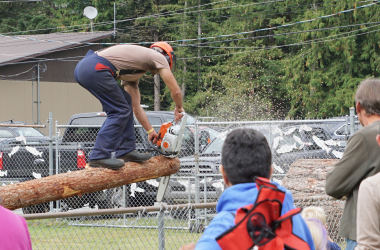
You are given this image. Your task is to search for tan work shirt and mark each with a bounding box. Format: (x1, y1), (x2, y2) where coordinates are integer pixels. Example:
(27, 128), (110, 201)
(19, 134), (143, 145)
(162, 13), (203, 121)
(97, 45), (169, 84)
(356, 172), (380, 250)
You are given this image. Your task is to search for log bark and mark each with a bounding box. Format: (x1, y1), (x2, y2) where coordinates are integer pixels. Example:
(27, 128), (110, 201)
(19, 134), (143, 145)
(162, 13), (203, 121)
(281, 159), (344, 242)
(0, 156), (180, 210)
(281, 159), (339, 199)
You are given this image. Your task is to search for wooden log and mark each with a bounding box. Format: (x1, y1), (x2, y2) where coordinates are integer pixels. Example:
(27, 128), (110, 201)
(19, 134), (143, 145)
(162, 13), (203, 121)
(0, 156), (180, 210)
(281, 159), (344, 242)
(281, 159), (339, 199)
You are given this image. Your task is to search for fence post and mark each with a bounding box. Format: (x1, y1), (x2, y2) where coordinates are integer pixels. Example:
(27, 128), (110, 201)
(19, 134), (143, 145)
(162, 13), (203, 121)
(48, 112), (54, 212)
(123, 185), (126, 225)
(194, 118), (201, 230)
(158, 205), (165, 250)
(349, 107), (355, 136)
(55, 120), (60, 210)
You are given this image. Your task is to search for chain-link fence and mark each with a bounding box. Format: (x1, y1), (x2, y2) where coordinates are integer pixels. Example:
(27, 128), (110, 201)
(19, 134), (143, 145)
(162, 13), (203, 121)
(0, 111), (360, 249)
(24, 198), (344, 250)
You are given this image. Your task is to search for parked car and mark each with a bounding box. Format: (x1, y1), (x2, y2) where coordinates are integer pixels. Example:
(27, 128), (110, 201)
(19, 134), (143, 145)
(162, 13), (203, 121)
(56, 111), (220, 209)
(0, 121), (51, 213)
(0, 122), (50, 179)
(164, 123), (346, 204)
(273, 124), (345, 175)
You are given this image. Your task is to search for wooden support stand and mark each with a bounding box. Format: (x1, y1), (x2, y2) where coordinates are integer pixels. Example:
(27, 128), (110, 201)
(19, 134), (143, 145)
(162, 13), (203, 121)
(0, 156), (180, 210)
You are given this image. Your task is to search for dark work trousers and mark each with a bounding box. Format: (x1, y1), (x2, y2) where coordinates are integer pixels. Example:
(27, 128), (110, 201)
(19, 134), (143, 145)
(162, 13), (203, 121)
(74, 50), (135, 161)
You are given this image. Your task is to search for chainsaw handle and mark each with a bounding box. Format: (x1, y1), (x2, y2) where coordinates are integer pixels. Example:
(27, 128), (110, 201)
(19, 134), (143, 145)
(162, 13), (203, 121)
(174, 112), (186, 124)
(148, 129), (159, 144)
(174, 109), (185, 122)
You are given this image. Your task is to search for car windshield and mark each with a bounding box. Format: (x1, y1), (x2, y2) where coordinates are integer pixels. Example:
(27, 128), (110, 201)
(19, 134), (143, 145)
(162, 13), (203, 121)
(13, 127), (44, 137)
(202, 126), (277, 155)
(203, 136), (225, 154)
(185, 115), (196, 125)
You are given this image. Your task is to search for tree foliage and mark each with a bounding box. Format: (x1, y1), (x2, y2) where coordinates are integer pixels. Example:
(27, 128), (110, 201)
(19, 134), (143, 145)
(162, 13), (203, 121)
(1, 0), (379, 119)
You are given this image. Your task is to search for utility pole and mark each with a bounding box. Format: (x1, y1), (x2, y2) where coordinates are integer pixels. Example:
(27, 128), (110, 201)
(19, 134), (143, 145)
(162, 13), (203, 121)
(197, 0), (201, 87)
(113, 2), (116, 39)
(181, 1), (187, 97)
(36, 63), (41, 125)
(153, 32), (160, 111)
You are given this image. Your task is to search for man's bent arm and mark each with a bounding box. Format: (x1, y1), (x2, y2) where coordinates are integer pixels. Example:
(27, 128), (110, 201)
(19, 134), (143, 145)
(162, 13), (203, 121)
(123, 81), (153, 132)
(158, 68), (183, 111)
(325, 133), (369, 198)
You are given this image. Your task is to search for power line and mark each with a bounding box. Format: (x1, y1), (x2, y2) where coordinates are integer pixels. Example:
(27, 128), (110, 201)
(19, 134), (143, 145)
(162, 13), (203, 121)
(168, 1), (380, 45)
(1, 21), (378, 67)
(1, 19), (379, 65)
(175, 21), (380, 48)
(48, 1), (380, 47)
(114, 3), (326, 35)
(109, 0), (287, 27)
(0, 2), (378, 65)
(0, 0), (42, 2)
(88, 0), (318, 34)
(0, 43), (93, 66)
(0, 65), (35, 78)
(0, 0), (286, 35)
(0, 0), (232, 35)
(177, 26), (380, 60)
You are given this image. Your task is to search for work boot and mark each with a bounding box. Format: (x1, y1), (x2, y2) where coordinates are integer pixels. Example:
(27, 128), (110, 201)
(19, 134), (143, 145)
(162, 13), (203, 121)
(119, 150), (152, 162)
(89, 158), (124, 170)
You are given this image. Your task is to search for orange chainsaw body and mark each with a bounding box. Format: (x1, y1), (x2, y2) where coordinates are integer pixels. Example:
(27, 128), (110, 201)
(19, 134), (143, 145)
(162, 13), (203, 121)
(156, 121), (173, 148)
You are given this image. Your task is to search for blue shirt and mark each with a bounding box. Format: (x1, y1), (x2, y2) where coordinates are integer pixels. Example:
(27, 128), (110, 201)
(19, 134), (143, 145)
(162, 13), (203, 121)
(196, 182), (315, 250)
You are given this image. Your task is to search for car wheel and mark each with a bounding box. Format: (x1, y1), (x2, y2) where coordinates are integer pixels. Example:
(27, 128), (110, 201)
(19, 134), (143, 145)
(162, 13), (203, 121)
(22, 203), (49, 214)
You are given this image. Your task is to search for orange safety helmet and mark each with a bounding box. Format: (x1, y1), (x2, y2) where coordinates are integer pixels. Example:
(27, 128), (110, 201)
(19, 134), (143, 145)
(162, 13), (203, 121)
(150, 41), (175, 69)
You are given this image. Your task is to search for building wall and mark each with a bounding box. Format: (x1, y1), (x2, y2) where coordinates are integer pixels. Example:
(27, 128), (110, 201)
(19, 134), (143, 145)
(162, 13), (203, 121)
(0, 44), (104, 83)
(0, 79), (101, 134)
(0, 44), (107, 134)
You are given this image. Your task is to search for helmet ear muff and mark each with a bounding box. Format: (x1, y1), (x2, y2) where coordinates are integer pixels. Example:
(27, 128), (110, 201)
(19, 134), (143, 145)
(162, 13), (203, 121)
(164, 53), (170, 65)
(150, 41), (175, 69)
(170, 51), (176, 70)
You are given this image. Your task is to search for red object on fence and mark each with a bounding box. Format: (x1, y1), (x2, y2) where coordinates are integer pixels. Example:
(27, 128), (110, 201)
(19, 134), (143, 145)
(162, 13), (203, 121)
(76, 150), (86, 169)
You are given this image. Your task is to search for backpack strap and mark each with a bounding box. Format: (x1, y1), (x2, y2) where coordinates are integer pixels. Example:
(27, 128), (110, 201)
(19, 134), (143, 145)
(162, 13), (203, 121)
(216, 178), (311, 250)
(255, 176), (277, 190)
(271, 208), (310, 250)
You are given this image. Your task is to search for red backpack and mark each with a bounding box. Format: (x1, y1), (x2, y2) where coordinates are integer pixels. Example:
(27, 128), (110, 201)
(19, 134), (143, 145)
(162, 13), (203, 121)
(216, 177), (311, 250)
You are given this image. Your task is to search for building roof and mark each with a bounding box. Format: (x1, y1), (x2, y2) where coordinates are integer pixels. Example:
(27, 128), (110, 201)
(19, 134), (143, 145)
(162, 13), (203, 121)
(0, 31), (113, 65)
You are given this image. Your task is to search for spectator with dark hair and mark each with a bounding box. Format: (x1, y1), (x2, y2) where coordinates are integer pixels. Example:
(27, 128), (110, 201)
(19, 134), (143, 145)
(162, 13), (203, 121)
(355, 126), (380, 250)
(325, 78), (380, 250)
(0, 205), (32, 250)
(181, 128), (314, 250)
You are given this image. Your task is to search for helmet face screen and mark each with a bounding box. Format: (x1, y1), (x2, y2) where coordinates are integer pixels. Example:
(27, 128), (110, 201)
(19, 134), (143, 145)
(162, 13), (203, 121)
(164, 51), (176, 70)
(164, 53), (170, 65)
(150, 42), (175, 70)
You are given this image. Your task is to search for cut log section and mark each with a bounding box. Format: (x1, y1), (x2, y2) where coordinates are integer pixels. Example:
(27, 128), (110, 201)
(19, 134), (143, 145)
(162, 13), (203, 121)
(0, 156), (180, 210)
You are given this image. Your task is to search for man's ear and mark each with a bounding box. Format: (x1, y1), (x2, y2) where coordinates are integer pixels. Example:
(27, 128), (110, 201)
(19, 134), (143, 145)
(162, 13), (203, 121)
(219, 165), (232, 187)
(356, 101), (362, 114)
(376, 134), (380, 147)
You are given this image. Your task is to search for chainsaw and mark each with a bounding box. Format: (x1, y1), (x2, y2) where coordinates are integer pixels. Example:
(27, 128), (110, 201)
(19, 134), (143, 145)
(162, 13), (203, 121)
(152, 113), (187, 203)
(150, 113), (187, 157)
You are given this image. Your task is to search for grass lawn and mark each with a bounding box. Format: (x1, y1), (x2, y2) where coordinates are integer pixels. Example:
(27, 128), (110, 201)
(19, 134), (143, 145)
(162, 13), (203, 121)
(27, 217), (346, 249)
(27, 216), (203, 249)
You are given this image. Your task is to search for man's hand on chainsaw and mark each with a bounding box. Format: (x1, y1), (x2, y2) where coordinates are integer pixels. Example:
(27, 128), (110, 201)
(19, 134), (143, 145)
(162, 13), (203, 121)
(174, 107), (185, 122)
(148, 130), (159, 144)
